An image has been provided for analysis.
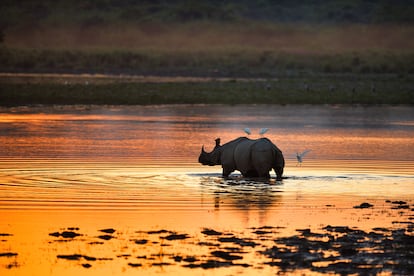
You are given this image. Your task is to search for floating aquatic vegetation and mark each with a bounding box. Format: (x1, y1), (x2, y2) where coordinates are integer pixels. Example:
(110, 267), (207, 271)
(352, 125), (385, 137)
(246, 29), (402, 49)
(354, 202), (374, 209)
(97, 235), (113, 240)
(163, 233), (189, 241)
(45, 200), (414, 273)
(99, 228), (116, 234)
(0, 252), (18, 257)
(49, 231), (81, 239)
(201, 228), (222, 236)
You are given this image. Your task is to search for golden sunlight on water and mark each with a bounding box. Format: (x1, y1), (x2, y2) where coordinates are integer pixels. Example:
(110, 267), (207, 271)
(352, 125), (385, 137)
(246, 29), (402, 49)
(0, 105), (413, 275)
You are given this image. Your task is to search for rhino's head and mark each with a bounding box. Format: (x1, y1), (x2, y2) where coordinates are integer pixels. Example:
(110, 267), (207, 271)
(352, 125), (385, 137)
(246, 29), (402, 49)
(198, 139), (221, 166)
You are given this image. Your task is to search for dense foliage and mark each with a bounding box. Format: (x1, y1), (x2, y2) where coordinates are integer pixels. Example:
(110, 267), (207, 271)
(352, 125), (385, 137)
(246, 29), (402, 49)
(1, 0), (413, 29)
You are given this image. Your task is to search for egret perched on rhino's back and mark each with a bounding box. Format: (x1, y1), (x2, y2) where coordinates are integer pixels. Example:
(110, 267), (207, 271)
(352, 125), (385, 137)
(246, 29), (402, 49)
(199, 137), (285, 180)
(259, 128), (269, 136)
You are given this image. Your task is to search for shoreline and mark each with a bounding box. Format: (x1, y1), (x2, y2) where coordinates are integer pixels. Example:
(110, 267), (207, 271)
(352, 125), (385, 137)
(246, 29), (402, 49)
(1, 72), (412, 105)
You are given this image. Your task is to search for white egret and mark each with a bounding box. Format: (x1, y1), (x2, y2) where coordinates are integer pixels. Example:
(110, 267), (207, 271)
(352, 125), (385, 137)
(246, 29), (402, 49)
(296, 150), (311, 166)
(244, 128), (251, 135)
(259, 128), (269, 136)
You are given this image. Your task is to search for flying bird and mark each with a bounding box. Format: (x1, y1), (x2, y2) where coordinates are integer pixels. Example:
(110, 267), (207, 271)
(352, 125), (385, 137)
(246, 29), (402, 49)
(259, 128), (269, 136)
(296, 150), (311, 166)
(244, 128), (251, 135)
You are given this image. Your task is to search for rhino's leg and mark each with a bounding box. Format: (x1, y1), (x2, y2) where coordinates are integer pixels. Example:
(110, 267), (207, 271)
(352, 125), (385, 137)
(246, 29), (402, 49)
(274, 166), (283, 181)
(222, 167), (233, 178)
(251, 168), (270, 178)
(244, 170), (259, 178)
(253, 165), (271, 178)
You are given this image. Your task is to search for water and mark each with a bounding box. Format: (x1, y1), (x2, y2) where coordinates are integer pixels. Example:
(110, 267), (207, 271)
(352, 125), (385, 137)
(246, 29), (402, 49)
(0, 105), (413, 275)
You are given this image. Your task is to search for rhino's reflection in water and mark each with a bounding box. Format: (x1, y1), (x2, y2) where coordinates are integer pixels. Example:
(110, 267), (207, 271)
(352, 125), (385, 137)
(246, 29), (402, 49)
(199, 176), (282, 211)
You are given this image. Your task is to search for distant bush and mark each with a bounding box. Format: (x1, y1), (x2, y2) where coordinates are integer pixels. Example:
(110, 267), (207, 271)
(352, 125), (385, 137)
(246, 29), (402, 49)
(1, 0), (414, 27)
(1, 75), (413, 105)
(0, 47), (412, 77)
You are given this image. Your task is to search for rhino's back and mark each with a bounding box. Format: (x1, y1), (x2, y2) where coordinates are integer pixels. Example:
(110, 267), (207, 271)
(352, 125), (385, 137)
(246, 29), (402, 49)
(251, 138), (275, 151)
(234, 139), (257, 159)
(233, 138), (273, 157)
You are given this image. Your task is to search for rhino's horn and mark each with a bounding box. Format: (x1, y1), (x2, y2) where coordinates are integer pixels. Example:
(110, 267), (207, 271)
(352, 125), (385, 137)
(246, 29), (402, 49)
(201, 145), (206, 153)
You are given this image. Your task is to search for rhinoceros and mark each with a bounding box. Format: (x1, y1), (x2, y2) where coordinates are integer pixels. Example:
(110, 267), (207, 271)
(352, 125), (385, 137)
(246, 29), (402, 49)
(198, 137), (285, 180)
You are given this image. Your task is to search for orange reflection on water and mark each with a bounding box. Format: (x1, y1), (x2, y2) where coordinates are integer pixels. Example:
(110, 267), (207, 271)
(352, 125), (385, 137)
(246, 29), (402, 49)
(1, 159), (414, 275)
(1, 105), (414, 275)
(1, 105), (414, 162)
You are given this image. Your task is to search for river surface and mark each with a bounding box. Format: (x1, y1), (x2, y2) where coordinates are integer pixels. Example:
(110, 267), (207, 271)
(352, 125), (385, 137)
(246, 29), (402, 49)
(0, 105), (413, 275)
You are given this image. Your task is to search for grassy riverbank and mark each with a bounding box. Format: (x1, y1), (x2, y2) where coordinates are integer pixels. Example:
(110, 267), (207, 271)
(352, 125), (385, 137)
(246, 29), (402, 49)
(1, 74), (412, 105)
(1, 47), (413, 78)
(1, 22), (413, 77)
(1, 2), (412, 105)
(1, 23), (412, 105)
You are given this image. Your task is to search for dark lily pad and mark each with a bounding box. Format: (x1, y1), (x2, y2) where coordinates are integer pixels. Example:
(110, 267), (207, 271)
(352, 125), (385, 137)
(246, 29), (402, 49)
(183, 256), (198, 263)
(392, 204), (410, 209)
(134, 239), (148, 245)
(183, 260), (233, 269)
(117, 254), (131, 258)
(57, 254), (83, 260)
(391, 201), (407, 205)
(147, 229), (171, 234)
(172, 255), (183, 262)
(218, 236), (258, 247)
(49, 231), (81, 238)
(164, 233), (189, 240)
(211, 250), (243, 261)
(61, 231), (81, 238)
(99, 228), (116, 234)
(0, 252), (18, 257)
(354, 202), (374, 209)
(67, 227), (80, 231)
(201, 228), (222, 236)
(198, 241), (220, 247)
(252, 230), (272, 235)
(152, 262), (172, 266)
(89, 241), (104, 245)
(83, 256), (97, 261)
(57, 254), (98, 261)
(98, 235), (113, 240)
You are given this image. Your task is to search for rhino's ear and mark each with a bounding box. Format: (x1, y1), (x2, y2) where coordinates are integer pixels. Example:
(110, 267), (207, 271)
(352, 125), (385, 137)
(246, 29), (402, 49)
(215, 138), (221, 148)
